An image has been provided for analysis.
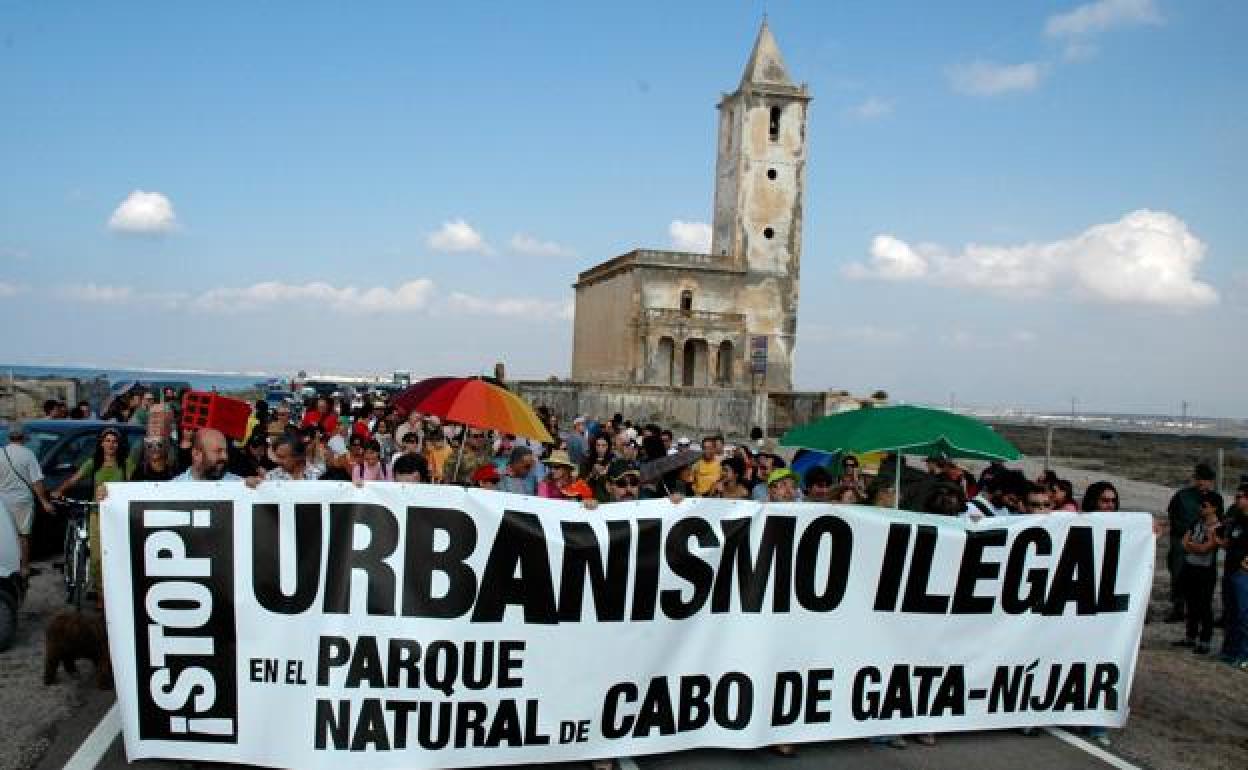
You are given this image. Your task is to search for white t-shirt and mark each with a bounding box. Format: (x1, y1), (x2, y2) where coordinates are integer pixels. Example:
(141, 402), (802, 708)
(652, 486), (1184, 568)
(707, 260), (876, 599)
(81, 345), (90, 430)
(0, 443), (43, 518)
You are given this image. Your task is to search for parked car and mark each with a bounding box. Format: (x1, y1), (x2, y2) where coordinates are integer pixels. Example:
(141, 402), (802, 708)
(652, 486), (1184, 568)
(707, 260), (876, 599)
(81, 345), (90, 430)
(1, 420), (146, 559)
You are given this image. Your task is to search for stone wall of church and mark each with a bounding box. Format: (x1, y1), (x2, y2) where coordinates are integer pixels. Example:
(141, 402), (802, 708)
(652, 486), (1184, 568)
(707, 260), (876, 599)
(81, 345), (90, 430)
(513, 380), (830, 438)
(570, 269), (637, 383)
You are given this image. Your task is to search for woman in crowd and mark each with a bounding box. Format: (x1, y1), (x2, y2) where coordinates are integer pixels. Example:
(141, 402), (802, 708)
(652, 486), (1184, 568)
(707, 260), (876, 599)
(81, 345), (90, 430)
(54, 427), (136, 609)
(1050, 479), (1078, 511)
(581, 434), (615, 502)
(712, 456), (752, 499)
(839, 454), (866, 497)
(1176, 492), (1222, 654)
(352, 439), (391, 482)
(537, 451), (577, 499)
(1081, 481), (1119, 513)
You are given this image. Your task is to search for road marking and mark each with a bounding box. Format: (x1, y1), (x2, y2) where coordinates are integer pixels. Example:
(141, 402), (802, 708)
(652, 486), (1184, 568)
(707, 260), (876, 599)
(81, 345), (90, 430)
(1043, 727), (1144, 770)
(618, 758), (642, 770)
(62, 703), (120, 770)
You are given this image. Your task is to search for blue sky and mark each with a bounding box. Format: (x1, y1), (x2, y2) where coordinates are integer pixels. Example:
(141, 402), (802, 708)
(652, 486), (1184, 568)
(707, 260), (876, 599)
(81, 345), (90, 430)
(1, 1), (1245, 416)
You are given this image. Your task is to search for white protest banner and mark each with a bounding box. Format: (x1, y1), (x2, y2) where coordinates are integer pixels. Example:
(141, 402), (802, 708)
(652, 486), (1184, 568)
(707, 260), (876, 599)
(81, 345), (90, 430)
(101, 482), (1152, 768)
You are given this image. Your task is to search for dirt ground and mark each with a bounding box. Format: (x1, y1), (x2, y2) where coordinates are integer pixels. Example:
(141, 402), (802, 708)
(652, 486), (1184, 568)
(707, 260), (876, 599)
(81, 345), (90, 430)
(0, 455), (1245, 770)
(0, 562), (102, 770)
(1005, 457), (1248, 770)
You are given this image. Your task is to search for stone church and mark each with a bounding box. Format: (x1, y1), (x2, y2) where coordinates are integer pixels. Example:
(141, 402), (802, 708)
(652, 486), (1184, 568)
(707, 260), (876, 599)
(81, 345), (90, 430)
(570, 21), (809, 393)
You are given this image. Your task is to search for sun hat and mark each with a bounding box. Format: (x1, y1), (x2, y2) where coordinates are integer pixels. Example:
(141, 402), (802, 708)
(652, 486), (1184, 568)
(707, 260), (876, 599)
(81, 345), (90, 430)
(545, 450), (575, 469)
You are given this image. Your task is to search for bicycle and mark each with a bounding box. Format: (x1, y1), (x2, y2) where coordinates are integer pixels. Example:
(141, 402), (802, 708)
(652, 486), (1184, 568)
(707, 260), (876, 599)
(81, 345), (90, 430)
(54, 497), (93, 611)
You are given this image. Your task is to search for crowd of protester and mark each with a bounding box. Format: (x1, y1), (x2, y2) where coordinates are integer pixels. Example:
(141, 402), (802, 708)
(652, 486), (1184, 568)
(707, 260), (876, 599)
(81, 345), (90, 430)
(5, 388), (1247, 760)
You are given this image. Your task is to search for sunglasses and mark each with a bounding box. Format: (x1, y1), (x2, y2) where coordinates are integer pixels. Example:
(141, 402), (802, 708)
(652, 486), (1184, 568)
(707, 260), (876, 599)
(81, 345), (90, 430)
(613, 476), (640, 488)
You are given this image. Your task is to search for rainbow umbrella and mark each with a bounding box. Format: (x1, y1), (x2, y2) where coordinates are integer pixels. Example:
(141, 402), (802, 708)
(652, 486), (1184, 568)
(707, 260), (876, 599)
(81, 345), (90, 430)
(390, 377), (553, 444)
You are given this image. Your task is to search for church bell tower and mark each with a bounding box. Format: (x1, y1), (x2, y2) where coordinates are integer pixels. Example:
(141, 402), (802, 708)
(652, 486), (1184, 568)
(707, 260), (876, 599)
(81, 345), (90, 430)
(711, 21), (810, 391)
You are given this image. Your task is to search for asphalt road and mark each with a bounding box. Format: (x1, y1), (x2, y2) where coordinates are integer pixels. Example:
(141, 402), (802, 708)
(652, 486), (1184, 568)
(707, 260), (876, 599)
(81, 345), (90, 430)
(37, 690), (1129, 770)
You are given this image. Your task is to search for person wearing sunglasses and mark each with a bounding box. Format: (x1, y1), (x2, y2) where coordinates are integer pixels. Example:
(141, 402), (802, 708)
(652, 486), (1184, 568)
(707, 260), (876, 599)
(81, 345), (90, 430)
(605, 459), (642, 501)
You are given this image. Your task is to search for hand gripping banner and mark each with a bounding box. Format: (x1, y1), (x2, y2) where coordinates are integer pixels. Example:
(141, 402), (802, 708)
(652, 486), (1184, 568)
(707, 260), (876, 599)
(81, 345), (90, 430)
(101, 482), (1153, 768)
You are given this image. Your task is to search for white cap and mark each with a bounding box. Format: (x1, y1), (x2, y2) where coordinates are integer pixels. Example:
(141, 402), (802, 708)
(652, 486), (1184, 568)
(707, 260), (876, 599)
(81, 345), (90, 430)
(676, 436), (692, 446)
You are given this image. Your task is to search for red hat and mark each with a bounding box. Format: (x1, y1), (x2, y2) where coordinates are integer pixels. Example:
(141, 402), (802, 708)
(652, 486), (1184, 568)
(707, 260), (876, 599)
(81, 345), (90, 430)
(472, 464), (501, 483)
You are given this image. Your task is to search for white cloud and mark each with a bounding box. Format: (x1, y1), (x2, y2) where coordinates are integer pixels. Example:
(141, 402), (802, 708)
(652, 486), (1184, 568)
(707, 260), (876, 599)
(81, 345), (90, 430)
(445, 292), (574, 321)
(44, 276), (575, 323)
(843, 234), (929, 280)
(508, 233), (575, 258)
(107, 190), (178, 234)
(0, 282), (28, 298)
(846, 97), (894, 120)
(191, 280), (435, 314)
(54, 283), (187, 308)
(427, 219), (493, 254)
(845, 210), (1218, 309)
(1045, 0), (1163, 39)
(948, 60), (1045, 96)
(669, 220), (712, 252)
(56, 283), (136, 303)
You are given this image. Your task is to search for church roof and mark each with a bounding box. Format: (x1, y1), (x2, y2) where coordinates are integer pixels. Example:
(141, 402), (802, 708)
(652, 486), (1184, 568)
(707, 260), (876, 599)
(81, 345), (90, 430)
(574, 249), (744, 288)
(740, 20), (792, 88)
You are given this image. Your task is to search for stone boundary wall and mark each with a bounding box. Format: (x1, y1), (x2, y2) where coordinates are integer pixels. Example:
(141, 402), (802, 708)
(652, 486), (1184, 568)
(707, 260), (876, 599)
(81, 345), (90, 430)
(512, 380), (829, 437)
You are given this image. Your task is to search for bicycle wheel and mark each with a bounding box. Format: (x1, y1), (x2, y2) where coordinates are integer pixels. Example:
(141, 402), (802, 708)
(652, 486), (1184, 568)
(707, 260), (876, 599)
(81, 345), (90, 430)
(69, 542), (88, 611)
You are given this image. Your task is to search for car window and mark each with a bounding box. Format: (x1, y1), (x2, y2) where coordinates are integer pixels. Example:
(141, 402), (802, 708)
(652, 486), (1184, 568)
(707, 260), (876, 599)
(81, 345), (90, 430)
(23, 430), (63, 462)
(51, 433), (96, 472)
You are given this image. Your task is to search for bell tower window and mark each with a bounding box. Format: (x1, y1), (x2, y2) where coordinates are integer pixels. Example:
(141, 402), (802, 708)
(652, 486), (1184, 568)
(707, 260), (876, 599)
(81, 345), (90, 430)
(680, 290), (693, 314)
(769, 106), (781, 140)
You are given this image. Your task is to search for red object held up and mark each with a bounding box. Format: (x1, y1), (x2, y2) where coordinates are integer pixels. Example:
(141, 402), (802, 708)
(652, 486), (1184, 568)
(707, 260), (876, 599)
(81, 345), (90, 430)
(180, 391), (253, 441)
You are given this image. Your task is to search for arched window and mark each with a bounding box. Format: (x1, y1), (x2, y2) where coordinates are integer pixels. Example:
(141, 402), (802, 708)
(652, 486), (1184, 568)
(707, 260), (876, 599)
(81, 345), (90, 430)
(769, 106), (781, 140)
(680, 289), (693, 314)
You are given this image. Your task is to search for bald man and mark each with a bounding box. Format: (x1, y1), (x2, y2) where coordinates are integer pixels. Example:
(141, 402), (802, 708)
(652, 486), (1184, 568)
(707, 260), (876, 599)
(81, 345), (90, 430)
(174, 429), (260, 486)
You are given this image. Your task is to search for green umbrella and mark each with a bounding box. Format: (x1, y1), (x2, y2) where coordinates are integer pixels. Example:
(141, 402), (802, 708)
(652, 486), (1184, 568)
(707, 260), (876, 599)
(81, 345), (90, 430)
(780, 405), (1020, 507)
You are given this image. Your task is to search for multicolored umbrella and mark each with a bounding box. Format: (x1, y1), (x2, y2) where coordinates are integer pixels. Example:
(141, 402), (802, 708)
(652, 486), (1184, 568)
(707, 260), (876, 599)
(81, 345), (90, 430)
(390, 377), (553, 444)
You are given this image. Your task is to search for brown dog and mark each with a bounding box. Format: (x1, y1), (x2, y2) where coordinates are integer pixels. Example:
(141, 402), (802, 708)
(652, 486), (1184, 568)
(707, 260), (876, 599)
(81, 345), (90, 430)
(44, 609), (113, 689)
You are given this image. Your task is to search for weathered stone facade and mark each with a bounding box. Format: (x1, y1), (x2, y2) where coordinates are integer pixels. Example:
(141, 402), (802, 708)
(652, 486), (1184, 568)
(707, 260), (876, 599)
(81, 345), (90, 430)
(512, 380), (831, 438)
(571, 21), (809, 392)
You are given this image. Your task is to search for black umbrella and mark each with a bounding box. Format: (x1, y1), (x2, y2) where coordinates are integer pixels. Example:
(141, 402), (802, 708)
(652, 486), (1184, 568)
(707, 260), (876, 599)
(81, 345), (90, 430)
(640, 449), (701, 483)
